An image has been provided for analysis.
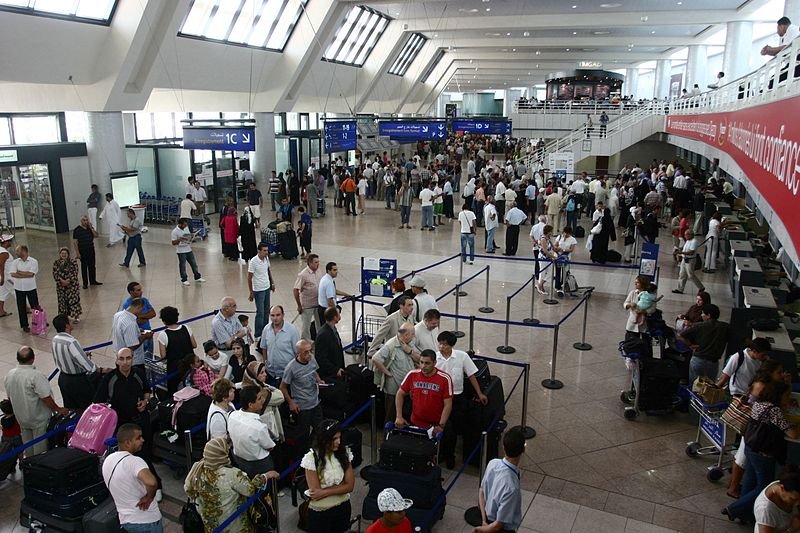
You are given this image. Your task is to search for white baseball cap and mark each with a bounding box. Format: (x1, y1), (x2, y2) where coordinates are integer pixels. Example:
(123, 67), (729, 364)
(377, 488), (413, 512)
(0, 234), (14, 243)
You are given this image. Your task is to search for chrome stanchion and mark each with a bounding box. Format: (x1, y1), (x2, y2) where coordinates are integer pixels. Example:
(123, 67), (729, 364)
(464, 431), (489, 527)
(346, 295), (360, 355)
(541, 324), (564, 389)
(573, 290), (593, 351)
(468, 315), (475, 356)
(453, 283), (465, 338)
(543, 260), (558, 305)
(523, 273), (540, 324)
(497, 296), (516, 354)
(458, 255), (468, 297)
(360, 395), (378, 481)
(479, 431), (489, 478)
(478, 265), (494, 313)
(183, 429), (193, 472)
(511, 363), (537, 439)
(271, 479), (280, 533)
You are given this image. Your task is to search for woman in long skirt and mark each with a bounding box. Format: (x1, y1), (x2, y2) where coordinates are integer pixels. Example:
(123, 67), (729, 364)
(239, 206), (258, 263)
(53, 247), (82, 321)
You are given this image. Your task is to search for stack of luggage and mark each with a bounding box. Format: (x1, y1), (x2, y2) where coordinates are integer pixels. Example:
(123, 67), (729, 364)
(462, 361), (507, 466)
(362, 426), (445, 532)
(153, 387), (211, 471)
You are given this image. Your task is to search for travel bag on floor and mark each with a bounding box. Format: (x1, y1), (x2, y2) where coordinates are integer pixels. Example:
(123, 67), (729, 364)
(21, 447), (101, 494)
(342, 425), (363, 468)
(24, 480), (109, 519)
(47, 410), (81, 449)
(379, 426), (438, 474)
(0, 440), (18, 480)
(638, 357), (680, 411)
(318, 378), (348, 409)
(20, 499), (82, 532)
(366, 464), (444, 508)
(69, 403), (118, 455)
(278, 229), (299, 259)
(82, 496), (120, 532)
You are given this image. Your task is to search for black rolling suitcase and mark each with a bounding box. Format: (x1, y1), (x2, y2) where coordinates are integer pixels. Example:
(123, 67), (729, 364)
(82, 497), (120, 532)
(366, 464), (444, 508)
(379, 426), (438, 474)
(24, 480), (109, 519)
(638, 357), (680, 411)
(21, 447), (101, 494)
(20, 499), (82, 532)
(46, 410), (81, 449)
(462, 376), (506, 465)
(0, 440), (18, 480)
(342, 426), (363, 468)
(318, 378), (348, 410)
(279, 229), (299, 259)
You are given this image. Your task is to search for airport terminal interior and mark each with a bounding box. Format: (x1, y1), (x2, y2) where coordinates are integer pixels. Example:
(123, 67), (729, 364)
(1, 0), (800, 532)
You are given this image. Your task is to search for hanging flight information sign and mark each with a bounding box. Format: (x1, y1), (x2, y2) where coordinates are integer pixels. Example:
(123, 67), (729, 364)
(324, 121), (357, 152)
(183, 127), (256, 151)
(378, 121), (447, 140)
(450, 120), (512, 135)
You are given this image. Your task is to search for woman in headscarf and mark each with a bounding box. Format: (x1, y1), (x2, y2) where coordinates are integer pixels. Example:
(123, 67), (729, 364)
(239, 206), (258, 263)
(219, 196), (239, 261)
(52, 247), (81, 321)
(185, 437), (279, 533)
(608, 184), (620, 218)
(590, 208), (617, 263)
(241, 361), (285, 443)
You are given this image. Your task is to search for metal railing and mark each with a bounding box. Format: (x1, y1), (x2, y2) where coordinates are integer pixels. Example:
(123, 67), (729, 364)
(514, 100), (643, 114)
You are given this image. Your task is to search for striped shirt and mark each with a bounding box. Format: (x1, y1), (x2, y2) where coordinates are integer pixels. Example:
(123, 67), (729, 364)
(52, 333), (96, 375)
(112, 309), (145, 365)
(211, 312), (243, 349)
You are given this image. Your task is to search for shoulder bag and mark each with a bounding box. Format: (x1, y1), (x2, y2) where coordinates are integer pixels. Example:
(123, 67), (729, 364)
(744, 405), (788, 462)
(720, 394), (752, 435)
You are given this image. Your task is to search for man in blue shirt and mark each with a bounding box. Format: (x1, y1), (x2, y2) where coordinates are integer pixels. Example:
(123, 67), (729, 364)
(121, 282), (155, 357)
(476, 428), (525, 533)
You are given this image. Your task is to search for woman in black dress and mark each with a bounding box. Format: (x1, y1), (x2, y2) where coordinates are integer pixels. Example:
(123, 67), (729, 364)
(288, 171), (300, 206)
(590, 208), (616, 263)
(239, 206), (258, 263)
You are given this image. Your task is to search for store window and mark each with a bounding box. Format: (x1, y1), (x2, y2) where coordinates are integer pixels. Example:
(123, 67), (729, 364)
(11, 116), (60, 144)
(0, 117), (11, 145)
(135, 112), (186, 142)
(287, 112), (299, 131)
(64, 112), (88, 142)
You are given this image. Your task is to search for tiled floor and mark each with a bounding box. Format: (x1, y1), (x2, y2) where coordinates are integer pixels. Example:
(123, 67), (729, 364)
(0, 186), (751, 532)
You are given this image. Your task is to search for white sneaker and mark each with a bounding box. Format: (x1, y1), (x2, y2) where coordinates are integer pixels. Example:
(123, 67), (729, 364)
(468, 260), (474, 265)
(196, 278), (206, 283)
(182, 280), (191, 286)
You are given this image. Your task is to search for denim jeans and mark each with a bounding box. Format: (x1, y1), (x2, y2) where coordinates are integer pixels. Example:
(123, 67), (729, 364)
(566, 210), (578, 232)
(727, 446), (776, 521)
(385, 186), (395, 208)
(123, 520), (163, 533)
(123, 234), (145, 266)
(421, 205), (433, 228)
(689, 356), (719, 385)
(485, 227), (496, 252)
(177, 251), (201, 282)
(460, 233), (475, 262)
(254, 289), (271, 335)
(400, 205), (411, 225)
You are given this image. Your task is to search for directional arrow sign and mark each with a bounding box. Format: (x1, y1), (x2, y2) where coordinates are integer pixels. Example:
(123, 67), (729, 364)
(323, 120), (357, 152)
(450, 120), (512, 135)
(378, 121), (447, 139)
(183, 127), (256, 151)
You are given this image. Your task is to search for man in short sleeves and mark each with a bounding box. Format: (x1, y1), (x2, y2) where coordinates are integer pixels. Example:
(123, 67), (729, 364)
(280, 340), (323, 439)
(395, 350), (452, 434)
(476, 429), (525, 533)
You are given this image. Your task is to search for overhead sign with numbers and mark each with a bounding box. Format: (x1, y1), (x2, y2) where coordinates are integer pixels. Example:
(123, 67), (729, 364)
(324, 121), (357, 152)
(378, 120), (447, 140)
(183, 127), (256, 151)
(450, 120), (512, 135)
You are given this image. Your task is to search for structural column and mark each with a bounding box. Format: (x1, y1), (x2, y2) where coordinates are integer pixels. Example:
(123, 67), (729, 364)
(786, 0), (800, 25)
(654, 60), (672, 99)
(85, 112), (126, 235)
(685, 45), (708, 90)
(723, 21), (754, 82)
(625, 68), (639, 99)
(250, 112), (276, 192)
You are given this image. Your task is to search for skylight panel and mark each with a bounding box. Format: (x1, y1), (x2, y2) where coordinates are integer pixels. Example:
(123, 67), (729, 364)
(0, 0), (117, 23)
(322, 5), (390, 67)
(389, 33), (426, 76)
(421, 49), (445, 83)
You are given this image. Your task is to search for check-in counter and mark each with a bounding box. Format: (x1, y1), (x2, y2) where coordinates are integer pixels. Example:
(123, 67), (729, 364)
(732, 257), (764, 305)
(753, 325), (798, 380)
(743, 285), (777, 309)
(713, 201), (732, 215)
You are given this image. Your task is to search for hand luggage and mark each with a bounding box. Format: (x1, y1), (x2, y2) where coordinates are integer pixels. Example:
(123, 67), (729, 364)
(341, 425), (363, 468)
(379, 426), (438, 474)
(470, 359), (491, 394)
(637, 357), (680, 411)
(69, 403), (118, 455)
(344, 363), (381, 421)
(47, 410), (81, 449)
(31, 306), (48, 337)
(317, 198), (326, 216)
(160, 393), (212, 433)
(366, 464), (444, 508)
(462, 418), (507, 466)
(318, 378), (348, 409)
(564, 272), (579, 293)
(22, 447), (101, 494)
(24, 480), (109, 519)
(574, 225), (586, 238)
(82, 496), (120, 532)
(0, 440), (18, 479)
(606, 249), (623, 262)
(279, 229), (299, 259)
(20, 499), (82, 532)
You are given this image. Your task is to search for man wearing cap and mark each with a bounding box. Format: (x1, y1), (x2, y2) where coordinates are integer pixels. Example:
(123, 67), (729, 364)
(0, 234), (15, 318)
(475, 428), (525, 533)
(367, 488), (414, 533)
(409, 276), (438, 323)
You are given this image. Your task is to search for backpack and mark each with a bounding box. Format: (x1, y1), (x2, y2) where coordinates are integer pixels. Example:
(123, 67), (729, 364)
(564, 272), (579, 293)
(566, 197), (576, 212)
(729, 350), (748, 388)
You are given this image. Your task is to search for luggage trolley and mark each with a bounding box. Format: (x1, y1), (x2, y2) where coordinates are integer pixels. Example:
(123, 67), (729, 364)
(618, 336), (680, 420)
(144, 352), (169, 399)
(189, 217), (207, 240)
(685, 391), (735, 482)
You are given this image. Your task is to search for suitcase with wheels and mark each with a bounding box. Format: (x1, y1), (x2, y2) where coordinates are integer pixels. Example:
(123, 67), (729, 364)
(22, 447), (101, 494)
(69, 403), (118, 455)
(574, 226), (585, 238)
(278, 229), (299, 259)
(318, 378), (348, 410)
(366, 464), (444, 508)
(24, 480), (109, 519)
(379, 426), (438, 474)
(82, 496), (120, 532)
(342, 426), (363, 468)
(46, 410), (81, 449)
(638, 357), (680, 411)
(0, 440), (18, 480)
(20, 499), (82, 532)
(606, 250), (623, 262)
(317, 198), (326, 216)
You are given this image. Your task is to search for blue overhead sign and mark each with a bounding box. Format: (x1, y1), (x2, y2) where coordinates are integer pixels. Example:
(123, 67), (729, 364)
(378, 121), (447, 140)
(324, 121), (357, 152)
(183, 127), (256, 151)
(451, 120), (512, 135)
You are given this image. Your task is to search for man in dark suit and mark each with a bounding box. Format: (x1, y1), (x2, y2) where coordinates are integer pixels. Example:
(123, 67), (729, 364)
(314, 306), (345, 380)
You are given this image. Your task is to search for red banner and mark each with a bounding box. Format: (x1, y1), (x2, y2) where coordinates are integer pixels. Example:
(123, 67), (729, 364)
(665, 98), (800, 256)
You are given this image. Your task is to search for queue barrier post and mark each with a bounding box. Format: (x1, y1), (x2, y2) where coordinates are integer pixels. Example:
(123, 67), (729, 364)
(511, 363), (537, 439)
(272, 479), (281, 533)
(458, 255), (468, 297)
(453, 283), (465, 338)
(468, 315), (476, 355)
(478, 265), (494, 313)
(360, 395), (379, 481)
(183, 429), (193, 473)
(541, 324), (564, 389)
(346, 296), (360, 355)
(573, 289), (593, 351)
(543, 260), (559, 305)
(523, 273), (540, 325)
(464, 431), (490, 527)
(479, 431), (489, 480)
(496, 296), (516, 354)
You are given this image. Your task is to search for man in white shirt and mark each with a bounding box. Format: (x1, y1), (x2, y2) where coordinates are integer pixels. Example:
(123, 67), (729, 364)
(762, 16), (800, 57)
(171, 218), (205, 286)
(179, 194), (196, 220)
(436, 330), (488, 469)
(410, 276), (438, 323)
(317, 261), (350, 325)
(673, 229), (705, 294)
(228, 386), (276, 478)
(102, 424), (162, 531)
(458, 206), (477, 265)
(419, 182), (436, 230)
(467, 157), (476, 178)
(10, 245), (39, 332)
(554, 227), (578, 296)
(412, 309), (441, 354)
(483, 196), (499, 253)
(192, 181), (208, 222)
(248, 243), (275, 335)
(530, 215), (547, 278)
(495, 178), (507, 222)
(504, 202), (527, 256)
